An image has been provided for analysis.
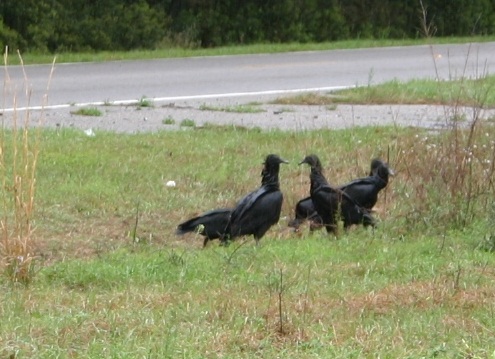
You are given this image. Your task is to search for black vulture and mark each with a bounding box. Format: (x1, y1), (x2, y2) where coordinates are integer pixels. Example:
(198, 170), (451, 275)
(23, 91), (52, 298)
(289, 158), (392, 231)
(176, 208), (232, 247)
(287, 196), (323, 231)
(222, 154), (288, 244)
(339, 158), (394, 209)
(298, 154), (375, 234)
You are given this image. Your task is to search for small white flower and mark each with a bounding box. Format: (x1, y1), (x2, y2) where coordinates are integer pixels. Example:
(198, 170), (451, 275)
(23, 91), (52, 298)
(84, 128), (95, 137)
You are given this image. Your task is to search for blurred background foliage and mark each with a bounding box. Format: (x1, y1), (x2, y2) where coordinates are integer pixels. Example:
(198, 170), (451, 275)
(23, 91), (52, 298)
(1, 0), (494, 53)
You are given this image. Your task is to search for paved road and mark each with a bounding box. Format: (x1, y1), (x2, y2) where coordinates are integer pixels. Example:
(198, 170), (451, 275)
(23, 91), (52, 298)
(3, 42), (494, 111)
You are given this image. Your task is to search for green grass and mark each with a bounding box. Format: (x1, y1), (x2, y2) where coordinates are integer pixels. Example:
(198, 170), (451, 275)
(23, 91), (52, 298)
(273, 75), (495, 107)
(337, 76), (495, 106)
(2, 123), (495, 357)
(136, 97), (154, 108)
(180, 118), (196, 127)
(4, 232), (495, 357)
(162, 116), (176, 125)
(200, 102), (265, 113)
(70, 107), (103, 116)
(8, 36), (495, 65)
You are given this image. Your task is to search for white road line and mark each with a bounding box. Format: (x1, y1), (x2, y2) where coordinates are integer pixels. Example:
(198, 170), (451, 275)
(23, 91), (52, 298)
(1, 85), (352, 112)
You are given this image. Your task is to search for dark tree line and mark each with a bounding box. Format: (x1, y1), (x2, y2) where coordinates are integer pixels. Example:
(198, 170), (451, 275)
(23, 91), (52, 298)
(1, 0), (494, 53)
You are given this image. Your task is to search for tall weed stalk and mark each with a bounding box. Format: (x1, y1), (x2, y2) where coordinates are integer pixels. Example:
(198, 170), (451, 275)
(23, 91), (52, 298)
(394, 45), (495, 231)
(0, 49), (53, 284)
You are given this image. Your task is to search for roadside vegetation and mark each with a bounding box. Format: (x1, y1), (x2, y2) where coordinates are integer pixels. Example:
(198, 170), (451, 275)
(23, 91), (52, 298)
(273, 74), (495, 107)
(2, 0), (494, 55)
(200, 102), (265, 114)
(70, 107), (103, 117)
(2, 41), (495, 357)
(3, 36), (494, 65)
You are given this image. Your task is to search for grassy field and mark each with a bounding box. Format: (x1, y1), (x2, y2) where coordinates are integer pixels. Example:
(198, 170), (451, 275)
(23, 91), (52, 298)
(2, 40), (495, 357)
(2, 118), (495, 357)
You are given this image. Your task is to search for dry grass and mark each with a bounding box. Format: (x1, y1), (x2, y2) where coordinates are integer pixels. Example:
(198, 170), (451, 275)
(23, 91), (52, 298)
(0, 50), (54, 283)
(390, 112), (495, 232)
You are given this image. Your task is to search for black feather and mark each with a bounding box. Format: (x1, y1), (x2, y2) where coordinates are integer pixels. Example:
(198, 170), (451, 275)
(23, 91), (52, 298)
(223, 154), (288, 244)
(290, 158), (392, 231)
(176, 208), (232, 247)
(299, 154), (375, 234)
